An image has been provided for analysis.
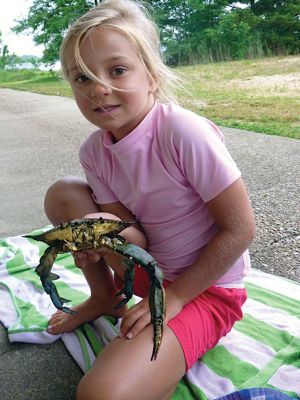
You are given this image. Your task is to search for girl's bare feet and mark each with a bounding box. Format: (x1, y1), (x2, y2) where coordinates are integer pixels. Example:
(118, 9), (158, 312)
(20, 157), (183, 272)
(47, 296), (127, 335)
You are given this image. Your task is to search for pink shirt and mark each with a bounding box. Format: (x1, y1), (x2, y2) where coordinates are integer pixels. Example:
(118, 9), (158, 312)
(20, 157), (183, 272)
(80, 103), (250, 286)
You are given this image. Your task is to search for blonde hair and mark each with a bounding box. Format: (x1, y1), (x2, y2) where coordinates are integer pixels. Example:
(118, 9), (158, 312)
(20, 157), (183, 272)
(60, 0), (181, 103)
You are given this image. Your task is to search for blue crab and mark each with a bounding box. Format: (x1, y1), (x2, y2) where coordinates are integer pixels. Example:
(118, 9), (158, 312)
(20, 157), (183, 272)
(24, 217), (166, 360)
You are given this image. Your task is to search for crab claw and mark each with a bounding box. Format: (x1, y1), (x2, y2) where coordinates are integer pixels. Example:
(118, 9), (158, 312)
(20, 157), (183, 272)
(148, 262), (166, 360)
(114, 258), (135, 309)
(149, 284), (165, 360)
(150, 317), (164, 361)
(58, 306), (78, 316)
(41, 276), (78, 315)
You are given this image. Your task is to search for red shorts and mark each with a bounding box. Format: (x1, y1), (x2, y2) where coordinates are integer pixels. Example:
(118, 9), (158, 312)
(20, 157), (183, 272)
(115, 266), (247, 371)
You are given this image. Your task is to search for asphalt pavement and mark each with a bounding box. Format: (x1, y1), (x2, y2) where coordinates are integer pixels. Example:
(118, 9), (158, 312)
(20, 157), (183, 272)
(0, 88), (299, 400)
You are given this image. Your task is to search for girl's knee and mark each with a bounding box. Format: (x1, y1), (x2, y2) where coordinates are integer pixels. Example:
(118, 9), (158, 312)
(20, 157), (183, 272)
(44, 175), (97, 224)
(45, 176), (90, 205)
(76, 371), (127, 400)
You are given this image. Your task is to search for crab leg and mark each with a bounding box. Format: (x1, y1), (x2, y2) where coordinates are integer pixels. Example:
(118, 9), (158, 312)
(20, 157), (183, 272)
(35, 244), (77, 315)
(35, 245), (60, 280)
(147, 262), (165, 361)
(115, 258), (135, 309)
(100, 237), (166, 360)
(41, 275), (77, 315)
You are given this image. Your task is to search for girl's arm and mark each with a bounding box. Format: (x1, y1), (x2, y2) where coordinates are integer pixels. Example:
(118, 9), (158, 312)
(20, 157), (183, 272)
(120, 177), (256, 338)
(166, 177), (255, 311)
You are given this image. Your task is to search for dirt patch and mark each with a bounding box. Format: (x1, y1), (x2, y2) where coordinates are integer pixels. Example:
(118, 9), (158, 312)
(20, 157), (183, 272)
(258, 55), (300, 69)
(190, 98), (208, 108)
(233, 73), (300, 97)
(181, 98), (208, 109)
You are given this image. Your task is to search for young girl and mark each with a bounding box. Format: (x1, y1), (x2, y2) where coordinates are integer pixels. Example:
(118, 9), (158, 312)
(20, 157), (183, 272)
(45, 1), (256, 399)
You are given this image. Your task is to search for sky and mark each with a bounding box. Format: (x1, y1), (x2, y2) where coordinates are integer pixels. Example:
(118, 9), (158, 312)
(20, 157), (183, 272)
(0, 0), (44, 57)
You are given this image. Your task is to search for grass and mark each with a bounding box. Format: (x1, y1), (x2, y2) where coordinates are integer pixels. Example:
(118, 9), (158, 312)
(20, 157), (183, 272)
(0, 55), (299, 139)
(176, 56), (300, 139)
(0, 69), (72, 97)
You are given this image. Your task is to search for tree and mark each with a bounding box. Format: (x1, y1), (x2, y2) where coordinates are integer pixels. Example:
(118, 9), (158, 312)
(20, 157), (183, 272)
(0, 31), (11, 69)
(252, 0), (300, 54)
(12, 0), (99, 65)
(149, 0), (299, 63)
(12, 0), (300, 66)
(231, 0), (300, 54)
(149, 0), (258, 63)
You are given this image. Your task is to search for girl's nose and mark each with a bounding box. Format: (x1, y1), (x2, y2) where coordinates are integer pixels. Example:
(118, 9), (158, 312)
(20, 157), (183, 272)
(90, 79), (112, 97)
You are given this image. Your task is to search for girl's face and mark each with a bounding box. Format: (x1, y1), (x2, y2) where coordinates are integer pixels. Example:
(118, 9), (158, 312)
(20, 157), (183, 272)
(68, 27), (157, 141)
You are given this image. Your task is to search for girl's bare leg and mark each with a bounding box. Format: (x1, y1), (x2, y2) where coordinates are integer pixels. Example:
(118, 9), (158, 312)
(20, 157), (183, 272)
(44, 175), (127, 334)
(76, 323), (186, 400)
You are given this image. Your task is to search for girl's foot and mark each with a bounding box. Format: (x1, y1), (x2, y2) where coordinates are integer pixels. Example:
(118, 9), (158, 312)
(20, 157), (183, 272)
(46, 297), (126, 335)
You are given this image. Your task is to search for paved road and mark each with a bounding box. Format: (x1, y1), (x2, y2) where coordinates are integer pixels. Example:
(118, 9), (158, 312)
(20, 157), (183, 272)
(0, 88), (299, 399)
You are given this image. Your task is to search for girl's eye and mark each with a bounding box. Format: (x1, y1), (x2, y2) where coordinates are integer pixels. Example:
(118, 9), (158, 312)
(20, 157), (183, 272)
(75, 74), (89, 83)
(111, 67), (127, 76)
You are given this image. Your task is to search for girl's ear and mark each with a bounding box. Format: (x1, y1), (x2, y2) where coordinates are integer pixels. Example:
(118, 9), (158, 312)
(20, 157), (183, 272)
(149, 74), (159, 94)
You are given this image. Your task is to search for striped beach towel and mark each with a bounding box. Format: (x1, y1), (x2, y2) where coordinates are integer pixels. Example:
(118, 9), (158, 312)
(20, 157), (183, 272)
(0, 227), (299, 400)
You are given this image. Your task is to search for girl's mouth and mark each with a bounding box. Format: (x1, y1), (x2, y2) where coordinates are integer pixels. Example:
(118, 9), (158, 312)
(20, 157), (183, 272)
(94, 105), (120, 115)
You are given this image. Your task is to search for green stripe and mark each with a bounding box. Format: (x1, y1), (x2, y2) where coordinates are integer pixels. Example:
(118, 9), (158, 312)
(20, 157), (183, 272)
(80, 323), (104, 356)
(0, 239), (14, 260)
(234, 314), (294, 352)
(202, 345), (259, 387)
(204, 340), (300, 398)
(246, 282), (300, 317)
(279, 336), (300, 368)
(240, 336), (300, 391)
(6, 252), (41, 288)
(0, 239), (12, 248)
(105, 315), (119, 326)
(0, 248), (11, 261)
(75, 328), (92, 371)
(0, 283), (49, 332)
(11, 296), (49, 331)
(55, 280), (89, 307)
(172, 375), (207, 400)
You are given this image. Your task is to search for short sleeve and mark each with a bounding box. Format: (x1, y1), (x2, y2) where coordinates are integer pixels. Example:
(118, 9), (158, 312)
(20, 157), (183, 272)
(170, 112), (241, 202)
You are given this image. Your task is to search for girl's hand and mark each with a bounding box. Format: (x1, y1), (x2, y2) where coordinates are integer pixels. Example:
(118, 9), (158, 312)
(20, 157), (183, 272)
(119, 286), (184, 339)
(73, 247), (112, 268)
